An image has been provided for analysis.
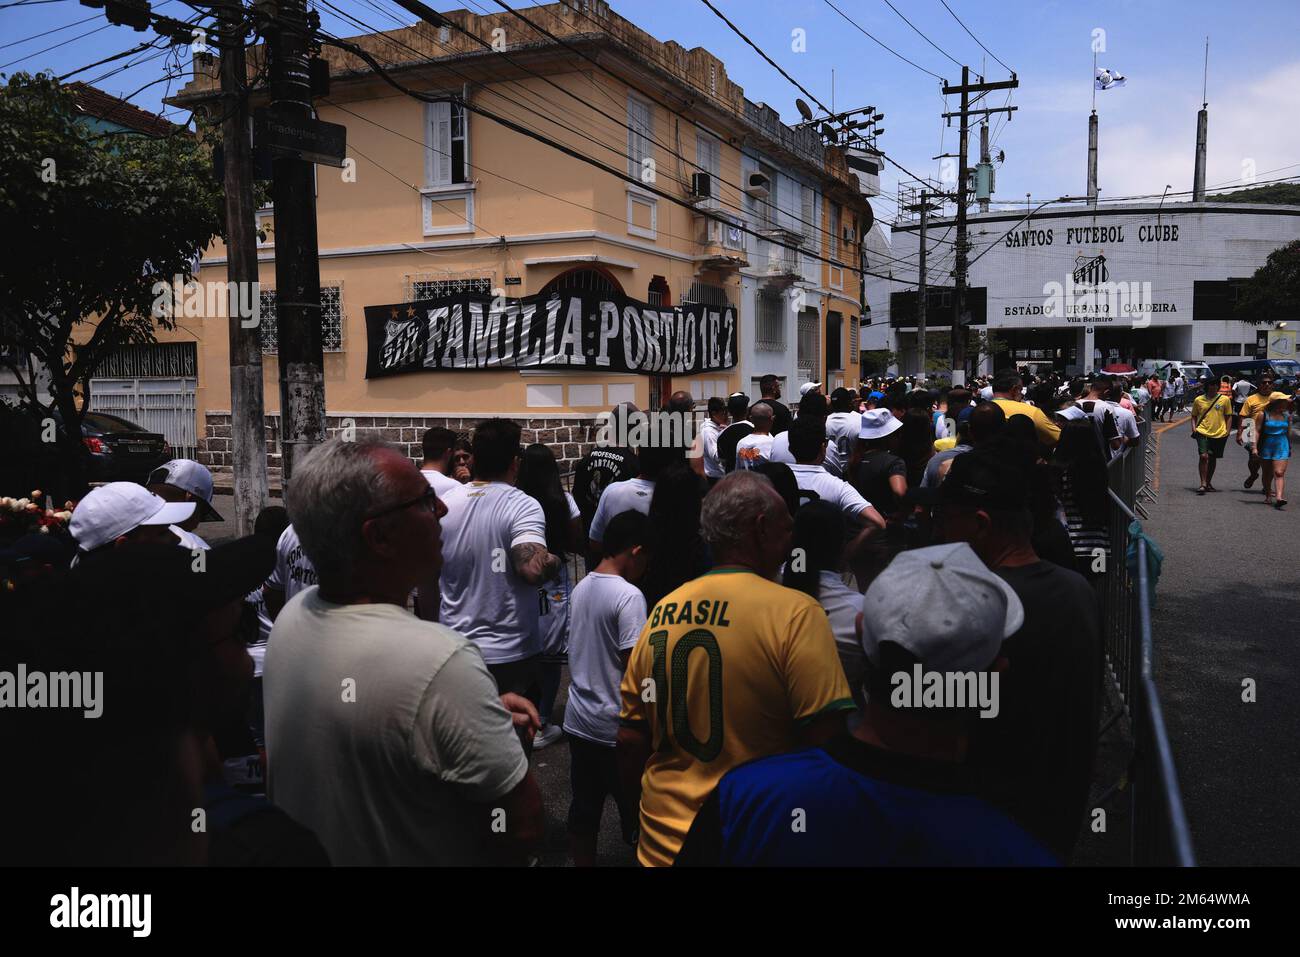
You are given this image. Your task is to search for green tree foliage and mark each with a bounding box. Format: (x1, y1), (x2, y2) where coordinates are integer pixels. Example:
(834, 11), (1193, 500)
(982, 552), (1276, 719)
(0, 72), (224, 494)
(1234, 240), (1300, 326)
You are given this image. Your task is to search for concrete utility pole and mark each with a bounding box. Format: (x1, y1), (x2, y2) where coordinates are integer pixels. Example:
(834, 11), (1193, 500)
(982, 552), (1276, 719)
(217, 0), (269, 534)
(942, 68), (1018, 386)
(267, 0), (326, 483)
(902, 188), (940, 376)
(978, 123), (990, 213)
(1087, 110), (1099, 206)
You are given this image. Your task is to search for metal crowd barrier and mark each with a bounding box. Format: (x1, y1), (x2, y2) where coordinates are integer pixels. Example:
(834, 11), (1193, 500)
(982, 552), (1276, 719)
(1097, 409), (1195, 866)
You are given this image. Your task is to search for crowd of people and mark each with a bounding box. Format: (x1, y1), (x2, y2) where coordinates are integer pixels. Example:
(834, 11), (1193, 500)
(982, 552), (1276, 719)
(3, 363), (1236, 868)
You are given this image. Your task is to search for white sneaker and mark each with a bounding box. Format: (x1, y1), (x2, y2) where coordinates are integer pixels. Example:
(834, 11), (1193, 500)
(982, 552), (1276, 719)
(534, 724), (564, 750)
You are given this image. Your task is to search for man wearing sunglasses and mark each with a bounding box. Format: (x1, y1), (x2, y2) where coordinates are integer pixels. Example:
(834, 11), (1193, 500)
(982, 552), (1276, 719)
(265, 438), (544, 865)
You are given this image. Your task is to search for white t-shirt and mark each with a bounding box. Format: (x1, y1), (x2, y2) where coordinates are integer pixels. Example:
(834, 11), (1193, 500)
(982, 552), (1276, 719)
(818, 570), (862, 658)
(562, 572), (647, 746)
(244, 586), (273, 678)
(769, 430), (796, 465)
(734, 432), (775, 469)
(588, 477), (655, 543)
(171, 526), (209, 551)
(700, 419), (725, 479)
(1110, 401), (1140, 445)
(422, 467), (461, 500)
(438, 481), (548, 664)
(535, 492), (582, 657)
(823, 411), (862, 477)
(265, 589), (528, 865)
(267, 525), (318, 601)
(789, 463), (872, 519)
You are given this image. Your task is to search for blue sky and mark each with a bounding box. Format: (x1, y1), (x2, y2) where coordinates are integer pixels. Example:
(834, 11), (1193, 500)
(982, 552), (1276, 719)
(6, 0), (1299, 222)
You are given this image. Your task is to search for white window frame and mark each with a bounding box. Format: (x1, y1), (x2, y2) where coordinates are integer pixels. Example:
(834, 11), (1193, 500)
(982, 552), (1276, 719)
(627, 188), (657, 240)
(425, 98), (468, 188)
(696, 129), (721, 199)
(830, 203), (840, 262)
(627, 93), (654, 180)
(421, 184), (476, 237)
(255, 206), (275, 249)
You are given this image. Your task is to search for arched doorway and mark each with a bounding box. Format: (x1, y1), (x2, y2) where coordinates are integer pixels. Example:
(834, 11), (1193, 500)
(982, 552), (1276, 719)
(538, 265), (622, 298)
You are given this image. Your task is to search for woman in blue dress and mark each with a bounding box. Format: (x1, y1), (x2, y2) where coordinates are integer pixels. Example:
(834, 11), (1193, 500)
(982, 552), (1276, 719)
(1254, 393), (1293, 509)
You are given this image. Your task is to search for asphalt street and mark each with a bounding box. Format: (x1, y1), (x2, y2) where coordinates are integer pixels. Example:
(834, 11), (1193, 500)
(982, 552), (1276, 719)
(1144, 414), (1299, 865)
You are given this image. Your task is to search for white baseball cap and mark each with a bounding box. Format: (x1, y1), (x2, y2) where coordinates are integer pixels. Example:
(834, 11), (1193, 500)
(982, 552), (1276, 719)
(859, 408), (903, 440)
(799, 381), (822, 396)
(69, 482), (196, 552)
(861, 542), (1024, 674)
(148, 459), (222, 522)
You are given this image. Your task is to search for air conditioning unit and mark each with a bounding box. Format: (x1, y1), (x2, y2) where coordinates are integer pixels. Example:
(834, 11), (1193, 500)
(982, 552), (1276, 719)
(690, 172), (712, 199)
(744, 172), (771, 198)
(842, 226), (856, 244)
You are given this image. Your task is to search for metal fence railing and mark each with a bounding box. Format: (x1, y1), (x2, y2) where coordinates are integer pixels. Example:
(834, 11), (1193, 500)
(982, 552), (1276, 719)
(1097, 409), (1195, 866)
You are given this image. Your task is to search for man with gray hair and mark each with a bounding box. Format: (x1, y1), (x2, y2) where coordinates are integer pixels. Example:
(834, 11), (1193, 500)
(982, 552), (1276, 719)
(616, 471), (855, 866)
(265, 439), (543, 865)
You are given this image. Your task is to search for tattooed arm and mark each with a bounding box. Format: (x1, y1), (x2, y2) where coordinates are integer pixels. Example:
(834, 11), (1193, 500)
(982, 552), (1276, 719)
(511, 541), (561, 586)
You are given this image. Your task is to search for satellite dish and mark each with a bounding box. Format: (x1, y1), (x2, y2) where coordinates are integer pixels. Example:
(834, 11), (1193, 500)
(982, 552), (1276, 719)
(820, 122), (837, 141)
(795, 98), (814, 122)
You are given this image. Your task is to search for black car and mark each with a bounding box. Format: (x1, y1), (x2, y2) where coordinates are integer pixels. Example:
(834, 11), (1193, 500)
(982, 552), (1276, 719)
(77, 411), (173, 483)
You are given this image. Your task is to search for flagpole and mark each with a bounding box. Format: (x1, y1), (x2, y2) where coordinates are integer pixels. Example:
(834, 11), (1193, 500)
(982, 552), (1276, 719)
(1092, 50), (1097, 112)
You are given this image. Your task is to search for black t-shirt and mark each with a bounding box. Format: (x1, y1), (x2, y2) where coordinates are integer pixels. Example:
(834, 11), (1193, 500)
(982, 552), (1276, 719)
(853, 449), (907, 513)
(716, 422), (755, 474)
(765, 399), (794, 436)
(572, 446), (637, 527)
(970, 561), (1102, 861)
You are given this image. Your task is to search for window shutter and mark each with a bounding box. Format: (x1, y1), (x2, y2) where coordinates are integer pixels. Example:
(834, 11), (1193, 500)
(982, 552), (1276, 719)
(431, 101), (452, 185)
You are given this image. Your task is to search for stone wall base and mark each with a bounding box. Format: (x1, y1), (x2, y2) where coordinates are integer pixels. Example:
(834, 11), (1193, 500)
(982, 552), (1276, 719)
(200, 413), (602, 480)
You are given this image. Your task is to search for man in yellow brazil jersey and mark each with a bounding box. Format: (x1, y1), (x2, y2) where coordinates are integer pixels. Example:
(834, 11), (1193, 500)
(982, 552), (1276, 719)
(616, 470), (856, 867)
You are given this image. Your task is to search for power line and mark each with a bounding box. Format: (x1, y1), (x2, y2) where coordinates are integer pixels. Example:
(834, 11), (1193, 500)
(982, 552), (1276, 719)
(820, 0), (945, 81)
(303, 22), (904, 283)
(939, 0), (1014, 75)
(0, 20), (113, 71)
(0, 12), (99, 51)
(317, 0), (867, 262)
(704, 0), (950, 198)
(877, 0), (963, 70)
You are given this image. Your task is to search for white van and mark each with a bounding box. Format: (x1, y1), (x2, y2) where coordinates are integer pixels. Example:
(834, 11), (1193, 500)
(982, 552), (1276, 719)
(1137, 359), (1213, 385)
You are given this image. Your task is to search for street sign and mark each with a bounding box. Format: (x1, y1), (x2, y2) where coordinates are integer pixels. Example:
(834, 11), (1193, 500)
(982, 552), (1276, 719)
(254, 108), (346, 167)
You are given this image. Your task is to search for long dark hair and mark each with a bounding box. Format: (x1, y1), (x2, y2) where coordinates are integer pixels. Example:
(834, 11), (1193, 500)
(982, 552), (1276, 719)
(1050, 419), (1109, 526)
(516, 443), (570, 559)
(640, 462), (708, 608)
(898, 407), (935, 475)
(782, 501), (844, 601)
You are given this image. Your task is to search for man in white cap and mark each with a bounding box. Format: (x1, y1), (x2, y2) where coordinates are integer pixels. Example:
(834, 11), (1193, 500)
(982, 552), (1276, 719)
(850, 407), (908, 518)
(69, 482), (197, 561)
(677, 541), (1055, 866)
(149, 459), (223, 550)
(798, 381), (823, 400)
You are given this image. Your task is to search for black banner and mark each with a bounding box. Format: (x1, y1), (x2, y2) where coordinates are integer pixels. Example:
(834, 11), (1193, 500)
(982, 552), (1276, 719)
(364, 291), (737, 378)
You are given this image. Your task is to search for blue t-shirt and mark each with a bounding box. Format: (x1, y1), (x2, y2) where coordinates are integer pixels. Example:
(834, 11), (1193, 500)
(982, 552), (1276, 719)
(677, 736), (1058, 867)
